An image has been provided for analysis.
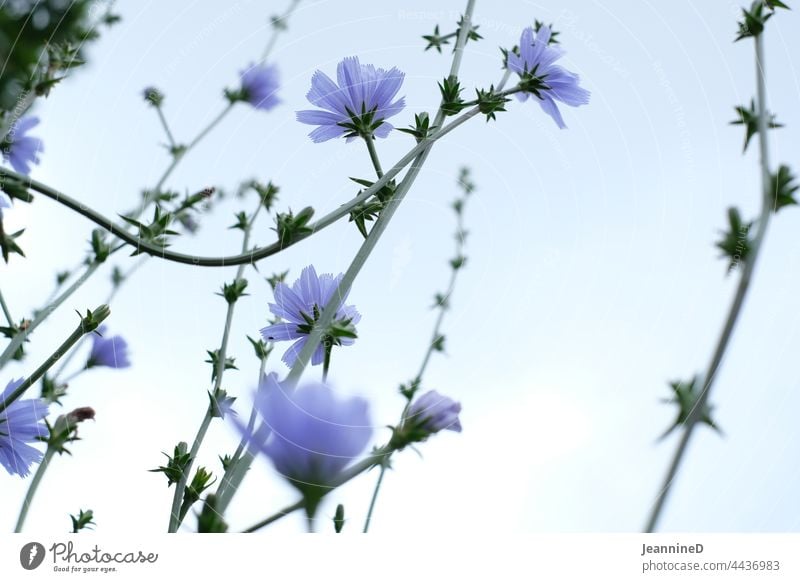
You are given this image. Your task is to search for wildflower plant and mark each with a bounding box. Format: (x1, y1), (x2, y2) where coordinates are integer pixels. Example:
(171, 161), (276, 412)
(2, 0), (785, 543)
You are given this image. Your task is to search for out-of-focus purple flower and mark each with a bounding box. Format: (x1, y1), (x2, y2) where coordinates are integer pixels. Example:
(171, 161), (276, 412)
(87, 326), (131, 369)
(2, 116), (44, 174)
(260, 265), (361, 367)
(240, 63), (281, 111)
(406, 390), (462, 435)
(235, 374), (372, 498)
(0, 192), (9, 220)
(506, 26), (590, 129)
(0, 379), (49, 477)
(296, 56), (405, 142)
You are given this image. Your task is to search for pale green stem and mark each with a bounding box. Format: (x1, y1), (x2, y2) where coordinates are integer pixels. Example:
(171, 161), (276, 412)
(364, 134), (384, 178)
(260, 0), (302, 64)
(51, 258), (147, 383)
(0, 262), (101, 370)
(362, 462), (387, 532)
(644, 32), (773, 533)
(168, 201), (264, 532)
(155, 105), (177, 149)
(0, 288), (13, 326)
(220, 0), (478, 520)
(14, 447), (55, 532)
(0, 304), (110, 413)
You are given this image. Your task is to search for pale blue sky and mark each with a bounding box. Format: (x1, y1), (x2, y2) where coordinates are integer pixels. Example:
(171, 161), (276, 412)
(2, 0), (800, 533)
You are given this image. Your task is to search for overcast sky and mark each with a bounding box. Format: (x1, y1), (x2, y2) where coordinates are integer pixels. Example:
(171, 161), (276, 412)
(2, 0), (800, 534)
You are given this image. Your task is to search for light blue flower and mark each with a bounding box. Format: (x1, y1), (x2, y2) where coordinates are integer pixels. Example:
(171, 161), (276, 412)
(239, 63), (281, 111)
(235, 374), (373, 496)
(507, 26), (590, 128)
(87, 326), (131, 369)
(260, 266), (360, 367)
(297, 57), (405, 142)
(2, 116), (44, 174)
(0, 379), (49, 477)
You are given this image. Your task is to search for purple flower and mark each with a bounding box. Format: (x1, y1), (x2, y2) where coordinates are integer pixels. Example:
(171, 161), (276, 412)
(87, 326), (131, 369)
(2, 116), (44, 174)
(507, 26), (590, 129)
(296, 56), (405, 143)
(0, 192), (9, 220)
(0, 379), (50, 477)
(406, 390), (462, 435)
(239, 63), (281, 111)
(260, 266), (361, 367)
(235, 374), (373, 497)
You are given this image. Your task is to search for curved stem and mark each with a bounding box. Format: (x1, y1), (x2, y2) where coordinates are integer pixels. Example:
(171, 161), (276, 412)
(1, 106), (484, 268)
(14, 447), (55, 532)
(644, 32), (773, 533)
(0, 263), (101, 370)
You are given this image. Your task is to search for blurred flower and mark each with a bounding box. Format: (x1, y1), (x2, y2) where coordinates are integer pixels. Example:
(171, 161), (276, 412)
(296, 56), (405, 142)
(2, 116), (44, 174)
(235, 374), (372, 503)
(240, 63), (281, 111)
(0, 192), (9, 220)
(507, 26), (590, 128)
(260, 265), (361, 367)
(393, 390), (462, 449)
(87, 326), (131, 369)
(0, 379), (49, 477)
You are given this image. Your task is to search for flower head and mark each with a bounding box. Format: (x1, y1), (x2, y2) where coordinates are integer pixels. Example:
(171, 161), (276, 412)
(297, 56), (405, 142)
(393, 390), (462, 449)
(260, 265), (361, 367)
(507, 26), (590, 128)
(2, 116), (44, 174)
(0, 379), (50, 477)
(235, 374), (373, 500)
(239, 63), (281, 111)
(87, 326), (131, 369)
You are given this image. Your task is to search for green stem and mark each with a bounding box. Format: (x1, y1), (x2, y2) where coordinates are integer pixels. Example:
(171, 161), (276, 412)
(260, 0), (302, 64)
(216, 354), (269, 501)
(0, 264), (102, 370)
(14, 447), (55, 532)
(155, 105), (177, 149)
(644, 32), (774, 533)
(365, 174), (473, 525)
(223, 0), (479, 522)
(51, 258), (147, 383)
(322, 337), (332, 381)
(0, 288), (13, 326)
(242, 446), (392, 532)
(362, 462), (387, 533)
(242, 500), (305, 532)
(168, 200), (265, 532)
(284, 0), (477, 386)
(0, 305), (110, 413)
(0, 104), (485, 268)
(364, 134), (384, 178)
